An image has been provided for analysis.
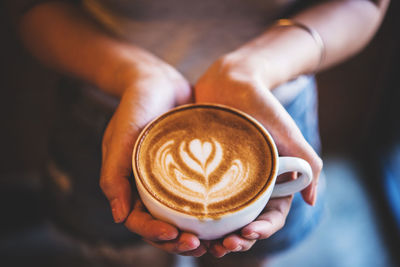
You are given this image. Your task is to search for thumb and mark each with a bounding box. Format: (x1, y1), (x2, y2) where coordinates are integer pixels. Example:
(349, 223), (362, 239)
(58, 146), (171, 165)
(100, 167), (132, 223)
(100, 106), (141, 223)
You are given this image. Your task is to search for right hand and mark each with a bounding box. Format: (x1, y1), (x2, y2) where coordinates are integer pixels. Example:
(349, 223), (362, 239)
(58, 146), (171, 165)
(99, 58), (206, 257)
(195, 52), (323, 257)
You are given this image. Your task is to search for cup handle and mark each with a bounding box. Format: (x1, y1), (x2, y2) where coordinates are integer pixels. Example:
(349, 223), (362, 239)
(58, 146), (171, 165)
(271, 157), (313, 198)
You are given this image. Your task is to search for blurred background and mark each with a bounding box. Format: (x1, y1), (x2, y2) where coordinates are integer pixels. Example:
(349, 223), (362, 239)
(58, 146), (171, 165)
(1, 1), (399, 267)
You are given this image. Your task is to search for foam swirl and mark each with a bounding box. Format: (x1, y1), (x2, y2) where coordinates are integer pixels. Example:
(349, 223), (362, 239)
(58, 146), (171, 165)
(153, 138), (249, 214)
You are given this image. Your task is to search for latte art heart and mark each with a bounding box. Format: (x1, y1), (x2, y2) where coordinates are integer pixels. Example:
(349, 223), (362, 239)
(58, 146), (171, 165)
(183, 139), (222, 177)
(188, 139), (213, 168)
(136, 106), (274, 218)
(154, 139), (249, 212)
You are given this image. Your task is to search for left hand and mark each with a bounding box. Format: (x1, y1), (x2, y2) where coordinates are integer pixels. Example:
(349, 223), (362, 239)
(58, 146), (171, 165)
(99, 58), (207, 257)
(194, 50), (322, 257)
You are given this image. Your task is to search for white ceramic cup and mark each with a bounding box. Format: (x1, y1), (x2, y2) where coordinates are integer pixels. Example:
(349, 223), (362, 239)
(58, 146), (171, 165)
(132, 104), (313, 240)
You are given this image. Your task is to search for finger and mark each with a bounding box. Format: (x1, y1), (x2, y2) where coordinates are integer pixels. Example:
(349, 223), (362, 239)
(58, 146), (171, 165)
(276, 171), (296, 183)
(100, 119), (133, 223)
(175, 82), (194, 105)
(143, 232), (200, 254)
(100, 89), (156, 223)
(209, 241), (229, 258)
(124, 201), (179, 241)
(222, 234), (256, 252)
(180, 243), (207, 257)
(301, 155), (323, 205)
(175, 232), (201, 253)
(100, 175), (131, 223)
(241, 196), (292, 240)
(100, 102), (143, 223)
(100, 139), (136, 223)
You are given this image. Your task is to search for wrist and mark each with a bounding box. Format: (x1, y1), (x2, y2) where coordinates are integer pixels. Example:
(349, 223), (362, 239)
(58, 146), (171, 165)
(224, 48), (276, 90)
(94, 46), (165, 97)
(115, 54), (191, 105)
(233, 25), (322, 89)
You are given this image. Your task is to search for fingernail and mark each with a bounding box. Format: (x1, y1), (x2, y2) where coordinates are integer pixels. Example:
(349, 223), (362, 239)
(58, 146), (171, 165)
(159, 231), (176, 241)
(216, 252), (227, 258)
(178, 242), (192, 251)
(111, 198), (123, 223)
(232, 246), (242, 252)
(244, 232), (259, 239)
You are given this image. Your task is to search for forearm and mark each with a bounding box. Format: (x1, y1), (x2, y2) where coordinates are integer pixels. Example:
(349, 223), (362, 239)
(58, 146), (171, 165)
(19, 1), (159, 96)
(234, 0), (390, 89)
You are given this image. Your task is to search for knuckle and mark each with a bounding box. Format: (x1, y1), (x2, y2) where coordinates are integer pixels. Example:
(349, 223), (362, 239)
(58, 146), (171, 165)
(315, 156), (323, 171)
(277, 219), (286, 231)
(242, 246), (252, 252)
(216, 55), (250, 83)
(241, 242), (255, 252)
(275, 210), (287, 230)
(216, 54), (237, 71)
(99, 174), (113, 193)
(259, 230), (272, 240)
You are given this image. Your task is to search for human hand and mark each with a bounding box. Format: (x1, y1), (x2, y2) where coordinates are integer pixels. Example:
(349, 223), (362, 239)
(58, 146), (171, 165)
(195, 51), (322, 257)
(206, 172), (294, 257)
(99, 59), (206, 256)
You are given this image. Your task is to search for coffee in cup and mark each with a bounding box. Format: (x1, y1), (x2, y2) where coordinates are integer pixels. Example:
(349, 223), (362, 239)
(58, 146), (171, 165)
(132, 104), (312, 240)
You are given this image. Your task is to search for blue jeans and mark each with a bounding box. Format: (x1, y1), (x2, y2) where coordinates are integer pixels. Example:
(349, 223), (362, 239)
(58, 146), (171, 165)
(380, 142), (400, 231)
